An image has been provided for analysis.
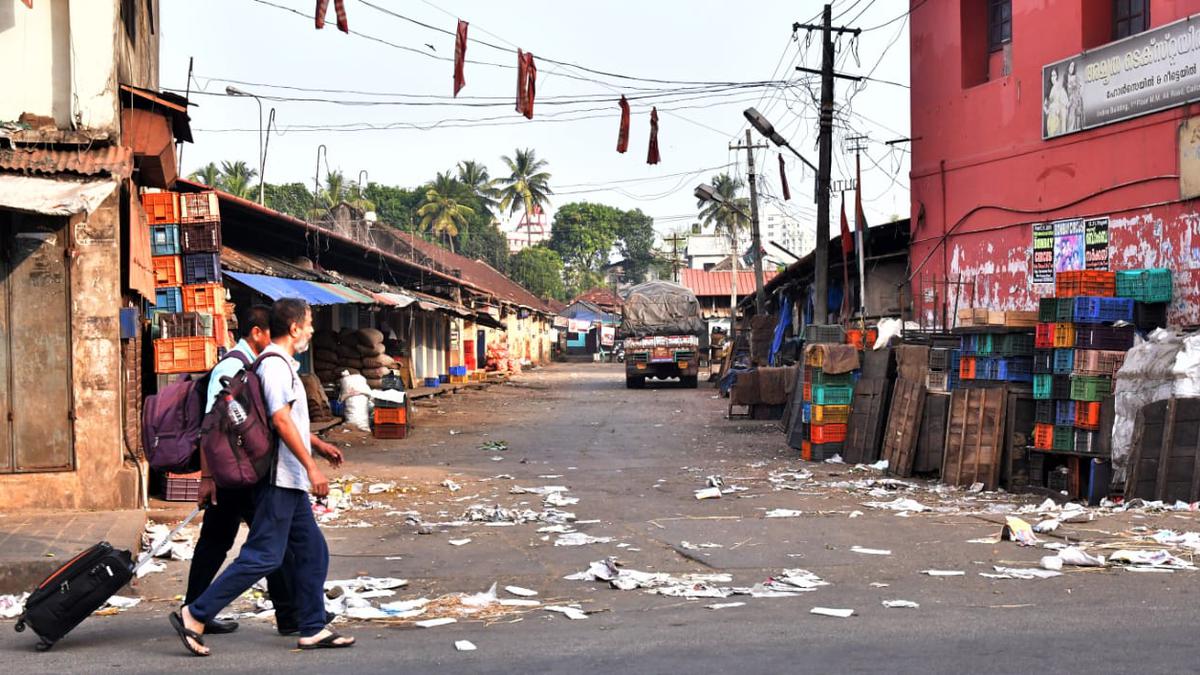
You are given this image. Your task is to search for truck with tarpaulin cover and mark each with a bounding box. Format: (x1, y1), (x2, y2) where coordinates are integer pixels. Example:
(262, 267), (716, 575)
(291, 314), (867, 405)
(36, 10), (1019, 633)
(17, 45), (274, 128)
(619, 281), (705, 388)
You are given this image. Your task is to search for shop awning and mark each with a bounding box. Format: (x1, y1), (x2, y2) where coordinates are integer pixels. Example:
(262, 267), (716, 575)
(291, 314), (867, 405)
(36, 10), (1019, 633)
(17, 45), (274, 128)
(312, 282), (376, 304)
(224, 271), (366, 306)
(471, 312), (507, 330)
(0, 175), (118, 216)
(371, 291), (417, 308)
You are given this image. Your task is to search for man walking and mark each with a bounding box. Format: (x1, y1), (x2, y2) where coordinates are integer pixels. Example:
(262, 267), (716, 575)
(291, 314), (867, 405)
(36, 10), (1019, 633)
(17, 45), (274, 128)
(184, 305), (301, 636)
(171, 298), (354, 655)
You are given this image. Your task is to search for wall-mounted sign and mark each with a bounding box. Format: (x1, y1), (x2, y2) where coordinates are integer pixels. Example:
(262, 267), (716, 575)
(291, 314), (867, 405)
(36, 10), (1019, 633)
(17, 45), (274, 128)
(1043, 14), (1200, 140)
(1031, 217), (1109, 285)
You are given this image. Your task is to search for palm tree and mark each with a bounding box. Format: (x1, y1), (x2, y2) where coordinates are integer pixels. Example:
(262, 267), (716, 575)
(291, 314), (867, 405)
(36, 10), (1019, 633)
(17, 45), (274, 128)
(189, 162), (221, 188)
(417, 171), (475, 253)
(218, 160), (258, 199)
(697, 172), (750, 241)
(322, 170), (347, 208)
(457, 160), (499, 216)
(498, 148), (552, 244)
(346, 181), (376, 213)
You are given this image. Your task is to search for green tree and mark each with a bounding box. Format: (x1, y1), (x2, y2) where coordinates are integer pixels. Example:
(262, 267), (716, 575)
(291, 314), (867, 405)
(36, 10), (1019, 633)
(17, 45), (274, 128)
(346, 181), (377, 214)
(697, 172), (750, 239)
(615, 208), (657, 284)
(417, 171), (475, 253)
(219, 160), (258, 199)
(498, 148), (553, 238)
(365, 183), (423, 232)
(457, 160), (499, 216)
(510, 245), (565, 301)
(321, 170), (347, 208)
(263, 182), (317, 220)
(548, 201), (622, 293)
(189, 162), (220, 188)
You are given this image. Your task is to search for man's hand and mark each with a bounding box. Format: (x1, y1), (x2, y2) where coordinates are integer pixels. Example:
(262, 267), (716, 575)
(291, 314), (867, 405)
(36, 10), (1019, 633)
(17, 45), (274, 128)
(198, 477), (217, 506)
(308, 466), (330, 498)
(313, 438), (345, 468)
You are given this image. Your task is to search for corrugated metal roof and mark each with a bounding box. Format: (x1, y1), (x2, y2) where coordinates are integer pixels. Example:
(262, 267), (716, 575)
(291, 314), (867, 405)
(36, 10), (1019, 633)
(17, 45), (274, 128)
(224, 271), (362, 306)
(680, 268), (779, 298)
(0, 145), (133, 178)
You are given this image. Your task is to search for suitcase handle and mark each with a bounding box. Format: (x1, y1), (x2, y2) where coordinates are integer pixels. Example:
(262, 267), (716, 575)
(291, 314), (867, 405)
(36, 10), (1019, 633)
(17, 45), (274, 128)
(133, 506), (205, 573)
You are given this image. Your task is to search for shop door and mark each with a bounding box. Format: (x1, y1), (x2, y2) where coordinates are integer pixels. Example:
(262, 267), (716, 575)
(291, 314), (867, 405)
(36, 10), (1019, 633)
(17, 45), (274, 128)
(0, 213), (73, 472)
(476, 330), (486, 368)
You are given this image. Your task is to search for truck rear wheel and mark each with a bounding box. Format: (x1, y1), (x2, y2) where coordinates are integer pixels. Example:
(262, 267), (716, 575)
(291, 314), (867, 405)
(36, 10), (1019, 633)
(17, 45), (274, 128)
(626, 375), (645, 389)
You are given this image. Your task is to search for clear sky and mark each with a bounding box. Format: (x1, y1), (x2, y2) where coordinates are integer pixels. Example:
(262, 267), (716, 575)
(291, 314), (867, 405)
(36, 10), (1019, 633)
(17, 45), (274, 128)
(160, 0), (911, 245)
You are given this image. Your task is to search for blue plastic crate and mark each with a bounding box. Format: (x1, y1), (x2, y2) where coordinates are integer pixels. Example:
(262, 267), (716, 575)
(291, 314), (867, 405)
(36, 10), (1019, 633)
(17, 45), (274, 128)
(1052, 349), (1075, 375)
(801, 402), (811, 423)
(1072, 296), (1134, 324)
(1055, 400), (1076, 426)
(153, 286), (183, 313)
(961, 334), (978, 355)
(998, 357), (1033, 383)
(150, 224), (181, 256)
(182, 252), (221, 285)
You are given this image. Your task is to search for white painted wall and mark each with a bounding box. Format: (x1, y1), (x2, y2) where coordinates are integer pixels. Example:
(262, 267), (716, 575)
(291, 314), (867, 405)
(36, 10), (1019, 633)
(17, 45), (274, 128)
(0, 0), (119, 132)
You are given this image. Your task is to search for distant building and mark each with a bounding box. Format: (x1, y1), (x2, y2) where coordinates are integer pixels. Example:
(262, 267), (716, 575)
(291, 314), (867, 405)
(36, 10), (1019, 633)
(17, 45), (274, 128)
(680, 268), (778, 334)
(506, 205), (549, 253)
(760, 203), (814, 264)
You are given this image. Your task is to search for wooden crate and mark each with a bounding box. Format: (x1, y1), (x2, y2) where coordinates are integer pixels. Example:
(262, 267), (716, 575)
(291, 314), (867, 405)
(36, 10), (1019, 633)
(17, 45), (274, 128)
(881, 377), (927, 477)
(841, 378), (890, 464)
(1003, 311), (1039, 328)
(942, 386), (1008, 490)
(986, 310), (1007, 326)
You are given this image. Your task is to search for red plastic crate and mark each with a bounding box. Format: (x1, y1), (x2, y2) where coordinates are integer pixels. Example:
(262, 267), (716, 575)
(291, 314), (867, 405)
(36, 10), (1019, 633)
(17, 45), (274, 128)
(1033, 423), (1055, 450)
(154, 337), (218, 374)
(179, 191), (220, 223)
(960, 356), (977, 380)
(164, 471), (201, 502)
(1035, 323), (1055, 349)
(1075, 401), (1102, 430)
(809, 423), (847, 444)
(802, 381), (812, 402)
(182, 283), (227, 315)
(373, 406), (408, 426)
(373, 423), (407, 440)
(845, 328), (878, 350)
(1056, 270), (1116, 298)
(142, 192), (180, 225)
(152, 255), (183, 288)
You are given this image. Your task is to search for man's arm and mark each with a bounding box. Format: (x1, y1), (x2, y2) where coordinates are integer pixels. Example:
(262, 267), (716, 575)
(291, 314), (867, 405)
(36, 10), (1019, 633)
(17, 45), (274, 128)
(310, 434), (344, 467)
(271, 404), (329, 497)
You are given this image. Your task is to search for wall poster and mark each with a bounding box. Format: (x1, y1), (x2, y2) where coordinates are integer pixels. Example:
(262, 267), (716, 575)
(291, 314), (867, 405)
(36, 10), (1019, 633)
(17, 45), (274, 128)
(1031, 217), (1109, 285)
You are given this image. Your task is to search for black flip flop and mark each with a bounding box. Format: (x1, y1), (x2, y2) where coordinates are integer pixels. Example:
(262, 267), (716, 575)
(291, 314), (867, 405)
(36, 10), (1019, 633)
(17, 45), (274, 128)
(169, 612), (209, 657)
(297, 632), (356, 650)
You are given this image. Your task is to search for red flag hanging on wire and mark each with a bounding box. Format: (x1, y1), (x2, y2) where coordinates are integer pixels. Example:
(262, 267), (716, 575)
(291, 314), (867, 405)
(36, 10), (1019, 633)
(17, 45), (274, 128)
(21, 0), (32, 8)
(515, 49), (527, 115)
(854, 152), (869, 254)
(647, 107), (661, 165)
(778, 155), (791, 201)
(453, 20), (468, 96)
(523, 52), (537, 119)
(617, 96), (631, 154)
(840, 194), (852, 318)
(315, 0), (349, 32)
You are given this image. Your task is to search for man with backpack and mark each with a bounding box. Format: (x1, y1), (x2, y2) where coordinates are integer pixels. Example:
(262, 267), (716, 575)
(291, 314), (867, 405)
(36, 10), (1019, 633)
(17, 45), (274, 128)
(183, 305), (301, 636)
(171, 298), (354, 656)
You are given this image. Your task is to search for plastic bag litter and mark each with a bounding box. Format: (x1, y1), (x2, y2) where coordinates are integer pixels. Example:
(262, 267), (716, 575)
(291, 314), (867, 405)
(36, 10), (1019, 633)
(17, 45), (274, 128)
(1001, 516), (1039, 547)
(554, 533), (613, 547)
(0, 593), (28, 619)
(863, 497), (930, 513)
(1111, 330), (1184, 481)
(882, 600), (920, 609)
(982, 565), (1062, 580)
(544, 606), (589, 620)
(765, 509), (804, 518)
(810, 607), (854, 618)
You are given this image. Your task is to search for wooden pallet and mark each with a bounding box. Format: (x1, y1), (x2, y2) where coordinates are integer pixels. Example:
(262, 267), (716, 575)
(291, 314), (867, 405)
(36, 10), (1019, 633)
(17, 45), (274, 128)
(942, 386), (1008, 490)
(1126, 398), (1200, 502)
(843, 378), (890, 464)
(881, 378), (926, 476)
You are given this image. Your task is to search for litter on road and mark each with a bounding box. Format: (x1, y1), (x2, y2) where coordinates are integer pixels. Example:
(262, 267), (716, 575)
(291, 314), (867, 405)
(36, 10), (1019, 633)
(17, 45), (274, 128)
(505, 586), (538, 597)
(765, 509), (804, 518)
(554, 533), (613, 546)
(416, 618), (457, 628)
(706, 602), (746, 610)
(455, 640), (477, 651)
(850, 546), (892, 556)
(922, 570), (966, 577)
(694, 487), (722, 500)
(882, 600), (920, 609)
(810, 607), (854, 618)
(544, 606), (589, 620)
(448, 539), (472, 546)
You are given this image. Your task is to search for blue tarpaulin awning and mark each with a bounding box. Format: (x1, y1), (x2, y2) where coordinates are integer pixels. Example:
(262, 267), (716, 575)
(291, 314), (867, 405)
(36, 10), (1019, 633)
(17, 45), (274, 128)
(224, 271), (361, 306)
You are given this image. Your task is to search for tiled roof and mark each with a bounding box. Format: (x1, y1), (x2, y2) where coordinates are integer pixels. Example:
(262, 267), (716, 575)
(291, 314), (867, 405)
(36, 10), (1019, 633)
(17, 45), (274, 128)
(383, 230), (552, 313)
(0, 144), (133, 178)
(573, 287), (622, 309)
(680, 268), (778, 298)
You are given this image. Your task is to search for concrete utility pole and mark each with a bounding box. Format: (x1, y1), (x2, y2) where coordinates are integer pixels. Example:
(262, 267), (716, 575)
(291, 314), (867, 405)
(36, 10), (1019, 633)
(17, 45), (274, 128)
(847, 135), (869, 318)
(729, 129), (771, 314)
(795, 4), (861, 324)
(663, 232), (688, 282)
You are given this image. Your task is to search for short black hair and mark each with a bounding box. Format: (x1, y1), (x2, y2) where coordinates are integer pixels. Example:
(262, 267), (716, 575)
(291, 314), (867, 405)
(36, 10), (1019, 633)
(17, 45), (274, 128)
(238, 304), (271, 339)
(269, 298), (311, 339)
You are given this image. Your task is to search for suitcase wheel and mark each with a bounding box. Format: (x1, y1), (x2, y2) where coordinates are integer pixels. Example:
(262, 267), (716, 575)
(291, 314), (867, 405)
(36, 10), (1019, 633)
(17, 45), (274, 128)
(13, 620), (24, 632)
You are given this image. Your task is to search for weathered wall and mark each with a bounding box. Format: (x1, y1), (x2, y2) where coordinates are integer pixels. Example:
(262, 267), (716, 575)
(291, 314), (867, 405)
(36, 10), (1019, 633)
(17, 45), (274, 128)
(910, 1), (1200, 327)
(0, 192), (138, 511)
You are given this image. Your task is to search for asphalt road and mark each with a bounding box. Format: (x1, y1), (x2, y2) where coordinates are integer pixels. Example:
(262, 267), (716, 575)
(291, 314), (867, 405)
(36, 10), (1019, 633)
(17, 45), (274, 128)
(3, 363), (1198, 674)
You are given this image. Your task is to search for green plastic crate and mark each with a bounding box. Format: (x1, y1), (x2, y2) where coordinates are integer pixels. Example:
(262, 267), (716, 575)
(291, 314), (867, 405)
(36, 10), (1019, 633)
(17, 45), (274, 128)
(1116, 269), (1172, 303)
(1070, 375), (1112, 402)
(812, 384), (853, 406)
(810, 369), (854, 387)
(1033, 374), (1053, 400)
(1053, 425), (1075, 452)
(976, 333), (995, 356)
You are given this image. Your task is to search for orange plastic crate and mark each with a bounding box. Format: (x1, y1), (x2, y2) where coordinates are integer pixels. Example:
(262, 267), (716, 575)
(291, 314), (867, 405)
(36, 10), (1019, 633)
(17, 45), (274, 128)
(960, 356), (976, 380)
(802, 381), (812, 402)
(811, 404), (850, 424)
(154, 337), (217, 374)
(142, 191), (180, 225)
(1056, 270), (1116, 298)
(809, 423), (847, 444)
(800, 440), (813, 461)
(182, 283), (227, 315)
(213, 315), (229, 348)
(1052, 323), (1076, 348)
(1033, 423), (1055, 450)
(152, 255), (183, 288)
(373, 406), (408, 425)
(1075, 401), (1101, 430)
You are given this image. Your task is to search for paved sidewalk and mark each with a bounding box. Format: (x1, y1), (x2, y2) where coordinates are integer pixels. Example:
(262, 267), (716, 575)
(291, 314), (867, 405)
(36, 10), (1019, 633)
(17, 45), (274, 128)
(0, 510), (147, 594)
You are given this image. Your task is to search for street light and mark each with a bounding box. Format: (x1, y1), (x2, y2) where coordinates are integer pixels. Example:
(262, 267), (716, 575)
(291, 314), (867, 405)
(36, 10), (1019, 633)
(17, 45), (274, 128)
(226, 86), (271, 205)
(695, 183), (753, 330)
(744, 106), (829, 324)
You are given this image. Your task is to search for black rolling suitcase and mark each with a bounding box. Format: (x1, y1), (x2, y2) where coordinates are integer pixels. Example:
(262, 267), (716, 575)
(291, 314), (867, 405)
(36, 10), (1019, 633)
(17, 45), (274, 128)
(15, 507), (202, 651)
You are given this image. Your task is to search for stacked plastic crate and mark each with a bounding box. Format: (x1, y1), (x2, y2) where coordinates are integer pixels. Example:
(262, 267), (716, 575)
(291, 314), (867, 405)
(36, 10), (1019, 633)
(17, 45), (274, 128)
(956, 330), (1035, 386)
(799, 326), (856, 461)
(147, 190), (225, 377)
(1031, 270), (1159, 454)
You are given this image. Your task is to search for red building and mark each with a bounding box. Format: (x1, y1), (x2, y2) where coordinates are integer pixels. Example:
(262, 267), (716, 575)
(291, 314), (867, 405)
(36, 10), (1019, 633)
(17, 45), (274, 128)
(910, 1), (1200, 326)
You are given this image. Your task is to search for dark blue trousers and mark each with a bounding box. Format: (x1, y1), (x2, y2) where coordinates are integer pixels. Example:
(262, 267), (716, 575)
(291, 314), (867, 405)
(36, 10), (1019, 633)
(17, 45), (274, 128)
(188, 484), (329, 637)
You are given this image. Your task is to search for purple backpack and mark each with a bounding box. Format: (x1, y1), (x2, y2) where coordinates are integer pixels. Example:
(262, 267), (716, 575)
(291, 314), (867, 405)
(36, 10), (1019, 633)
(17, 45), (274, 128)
(141, 351), (252, 472)
(200, 352), (292, 489)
